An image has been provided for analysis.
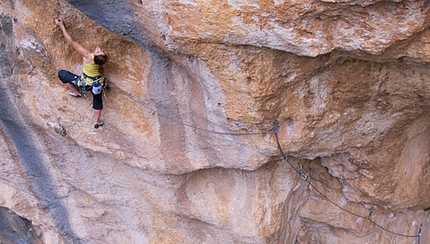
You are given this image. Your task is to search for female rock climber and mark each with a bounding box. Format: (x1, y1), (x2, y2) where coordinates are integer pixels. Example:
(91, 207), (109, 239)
(54, 17), (108, 129)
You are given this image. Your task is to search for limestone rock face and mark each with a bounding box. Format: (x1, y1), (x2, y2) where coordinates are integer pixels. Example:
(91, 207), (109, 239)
(1, 0), (430, 243)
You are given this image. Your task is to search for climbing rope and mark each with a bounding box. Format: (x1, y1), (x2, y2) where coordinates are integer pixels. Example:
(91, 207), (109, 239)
(271, 120), (423, 239)
(183, 122), (268, 136)
(182, 118), (425, 239)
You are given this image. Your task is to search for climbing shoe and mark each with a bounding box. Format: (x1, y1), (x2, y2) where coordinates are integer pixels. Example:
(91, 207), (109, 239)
(94, 120), (104, 129)
(67, 89), (81, 97)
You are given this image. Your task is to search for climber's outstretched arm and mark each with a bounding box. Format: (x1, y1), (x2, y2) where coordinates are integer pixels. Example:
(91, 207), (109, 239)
(54, 17), (91, 60)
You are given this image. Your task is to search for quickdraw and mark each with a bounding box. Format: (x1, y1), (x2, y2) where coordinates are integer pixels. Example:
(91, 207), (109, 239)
(367, 207), (374, 220)
(298, 163), (307, 181)
(272, 120), (287, 162)
(270, 119), (423, 239)
(272, 120), (280, 134)
(272, 120), (307, 180)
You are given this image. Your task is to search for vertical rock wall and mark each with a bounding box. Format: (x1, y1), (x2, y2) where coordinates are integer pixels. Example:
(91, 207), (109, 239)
(0, 0), (430, 243)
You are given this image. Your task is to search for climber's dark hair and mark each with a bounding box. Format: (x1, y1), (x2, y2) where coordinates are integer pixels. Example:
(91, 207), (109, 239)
(94, 54), (107, 65)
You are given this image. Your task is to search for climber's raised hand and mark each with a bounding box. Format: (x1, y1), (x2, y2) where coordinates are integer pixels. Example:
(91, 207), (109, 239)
(54, 17), (64, 26)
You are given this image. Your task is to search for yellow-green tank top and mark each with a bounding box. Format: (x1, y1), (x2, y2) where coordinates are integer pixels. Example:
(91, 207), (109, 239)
(82, 54), (101, 77)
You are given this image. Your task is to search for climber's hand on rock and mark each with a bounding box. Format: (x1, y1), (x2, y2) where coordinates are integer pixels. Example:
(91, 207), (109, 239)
(54, 17), (63, 26)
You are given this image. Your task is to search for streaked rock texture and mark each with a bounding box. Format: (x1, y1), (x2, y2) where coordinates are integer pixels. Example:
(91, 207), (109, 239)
(1, 0), (429, 243)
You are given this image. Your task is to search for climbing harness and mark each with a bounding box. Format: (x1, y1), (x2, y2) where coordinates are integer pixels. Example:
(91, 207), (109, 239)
(76, 73), (107, 97)
(77, 73), (105, 88)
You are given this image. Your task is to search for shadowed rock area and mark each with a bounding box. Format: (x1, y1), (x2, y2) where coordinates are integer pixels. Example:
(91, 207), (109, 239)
(0, 207), (44, 244)
(1, 0), (430, 243)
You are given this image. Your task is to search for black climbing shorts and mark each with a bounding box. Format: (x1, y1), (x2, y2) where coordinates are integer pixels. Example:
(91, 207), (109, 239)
(58, 69), (80, 85)
(58, 70), (103, 110)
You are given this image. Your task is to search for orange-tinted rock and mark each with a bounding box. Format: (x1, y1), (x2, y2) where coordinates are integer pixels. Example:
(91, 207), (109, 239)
(0, 0), (429, 243)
